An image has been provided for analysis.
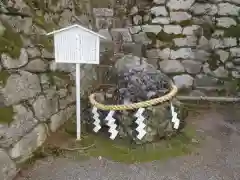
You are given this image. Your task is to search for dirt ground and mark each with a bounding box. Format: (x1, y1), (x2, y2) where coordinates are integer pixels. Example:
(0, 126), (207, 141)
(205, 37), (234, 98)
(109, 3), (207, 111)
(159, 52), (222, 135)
(15, 106), (240, 180)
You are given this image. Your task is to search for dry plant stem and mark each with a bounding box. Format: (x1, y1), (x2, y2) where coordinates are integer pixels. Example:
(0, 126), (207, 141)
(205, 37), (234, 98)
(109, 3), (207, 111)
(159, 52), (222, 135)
(58, 143), (95, 152)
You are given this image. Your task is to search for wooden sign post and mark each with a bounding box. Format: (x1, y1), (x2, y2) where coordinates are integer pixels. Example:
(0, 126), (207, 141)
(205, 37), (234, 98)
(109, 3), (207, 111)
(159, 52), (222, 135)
(47, 24), (106, 140)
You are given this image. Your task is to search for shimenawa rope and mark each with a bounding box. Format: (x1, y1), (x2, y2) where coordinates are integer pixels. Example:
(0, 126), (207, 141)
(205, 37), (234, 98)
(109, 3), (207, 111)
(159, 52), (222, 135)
(88, 81), (178, 111)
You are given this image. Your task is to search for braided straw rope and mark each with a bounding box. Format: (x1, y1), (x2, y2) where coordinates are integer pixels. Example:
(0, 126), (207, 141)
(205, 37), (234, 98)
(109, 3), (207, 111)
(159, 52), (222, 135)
(89, 82), (178, 111)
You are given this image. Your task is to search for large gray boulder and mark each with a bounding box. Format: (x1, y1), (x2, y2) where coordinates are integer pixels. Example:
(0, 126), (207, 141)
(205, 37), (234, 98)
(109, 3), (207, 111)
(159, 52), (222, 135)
(2, 71), (41, 106)
(0, 149), (17, 180)
(89, 55), (187, 144)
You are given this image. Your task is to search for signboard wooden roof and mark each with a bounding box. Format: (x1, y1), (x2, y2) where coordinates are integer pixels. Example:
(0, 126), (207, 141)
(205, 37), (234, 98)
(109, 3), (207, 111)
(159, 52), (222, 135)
(47, 24), (106, 39)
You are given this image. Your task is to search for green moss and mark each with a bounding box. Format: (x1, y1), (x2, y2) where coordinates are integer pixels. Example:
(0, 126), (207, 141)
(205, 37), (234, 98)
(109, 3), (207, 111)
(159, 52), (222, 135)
(22, 0), (57, 50)
(77, 126), (197, 163)
(2, 1), (56, 56)
(179, 20), (194, 27)
(63, 120), (198, 163)
(0, 106), (14, 124)
(23, 0), (50, 13)
(28, 114), (198, 164)
(224, 25), (240, 37)
(91, 0), (112, 8)
(0, 71), (10, 86)
(0, 21), (23, 58)
(31, 35), (54, 52)
(216, 88), (227, 96)
(33, 14), (58, 32)
(146, 31), (185, 49)
(230, 79), (240, 94)
(33, 15), (45, 27)
(156, 31), (186, 42)
(51, 0), (60, 5)
(34, 1), (48, 11)
(208, 53), (220, 71)
(24, 0), (58, 31)
(146, 32), (157, 40)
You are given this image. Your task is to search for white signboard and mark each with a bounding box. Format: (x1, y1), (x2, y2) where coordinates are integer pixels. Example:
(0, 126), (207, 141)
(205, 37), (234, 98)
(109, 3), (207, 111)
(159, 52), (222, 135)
(47, 24), (106, 140)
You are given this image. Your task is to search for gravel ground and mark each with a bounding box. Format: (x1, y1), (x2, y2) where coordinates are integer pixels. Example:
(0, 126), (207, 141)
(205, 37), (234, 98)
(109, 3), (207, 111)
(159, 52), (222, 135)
(15, 109), (240, 180)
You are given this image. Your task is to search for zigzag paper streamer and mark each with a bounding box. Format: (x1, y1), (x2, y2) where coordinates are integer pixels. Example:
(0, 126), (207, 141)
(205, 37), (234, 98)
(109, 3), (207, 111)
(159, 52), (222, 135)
(92, 107), (101, 133)
(170, 103), (180, 129)
(134, 108), (147, 140)
(105, 110), (118, 140)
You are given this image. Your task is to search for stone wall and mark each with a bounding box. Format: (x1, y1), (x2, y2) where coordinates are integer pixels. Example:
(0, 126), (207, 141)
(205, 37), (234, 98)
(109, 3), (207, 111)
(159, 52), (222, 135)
(0, 0), (99, 179)
(97, 0), (240, 95)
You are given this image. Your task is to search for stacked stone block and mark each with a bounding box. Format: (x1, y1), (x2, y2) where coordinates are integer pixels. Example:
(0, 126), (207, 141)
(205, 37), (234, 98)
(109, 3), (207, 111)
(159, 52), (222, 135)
(96, 0), (240, 94)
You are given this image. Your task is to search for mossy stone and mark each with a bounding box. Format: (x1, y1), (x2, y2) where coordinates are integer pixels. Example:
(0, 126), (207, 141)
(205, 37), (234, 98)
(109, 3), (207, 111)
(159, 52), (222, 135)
(208, 53), (220, 71)
(145, 32), (157, 40)
(29, 10), (56, 50)
(51, 0), (60, 5)
(46, 71), (73, 86)
(24, 0), (58, 30)
(33, 15), (45, 27)
(91, 0), (113, 8)
(156, 31), (186, 42)
(31, 34), (54, 53)
(226, 79), (240, 93)
(33, 15), (58, 32)
(0, 106), (14, 124)
(146, 31), (185, 49)
(0, 21), (6, 37)
(23, 0), (49, 13)
(0, 71), (10, 86)
(224, 25), (240, 37)
(179, 20), (194, 27)
(0, 20), (23, 58)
